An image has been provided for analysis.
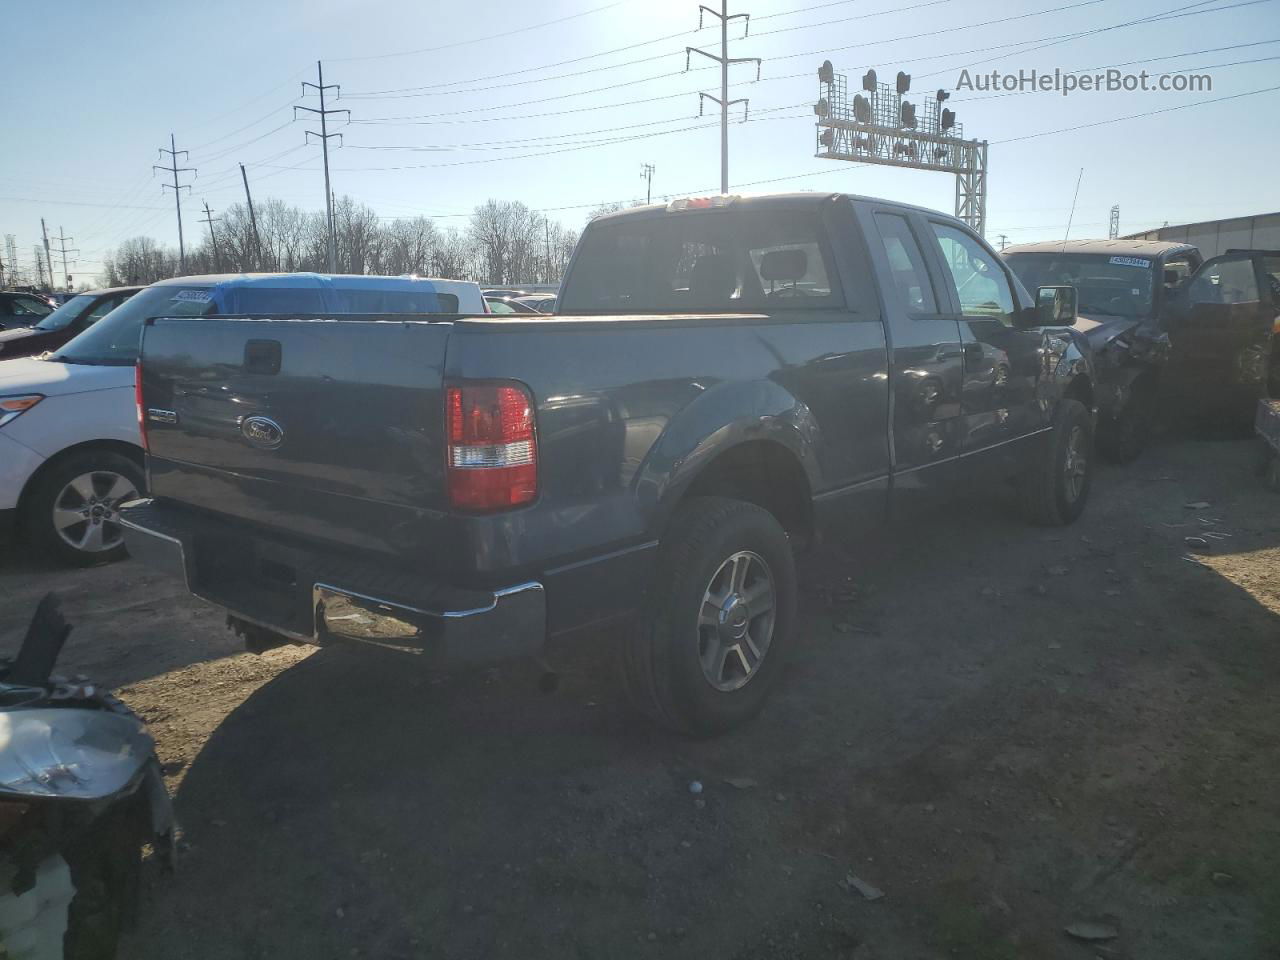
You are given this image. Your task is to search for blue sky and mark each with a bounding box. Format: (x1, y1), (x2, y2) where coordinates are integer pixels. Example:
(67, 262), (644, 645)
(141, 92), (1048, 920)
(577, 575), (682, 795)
(4, 0), (1278, 281)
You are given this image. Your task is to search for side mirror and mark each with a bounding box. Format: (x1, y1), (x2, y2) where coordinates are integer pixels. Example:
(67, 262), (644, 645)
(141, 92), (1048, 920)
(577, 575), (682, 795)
(1035, 285), (1078, 326)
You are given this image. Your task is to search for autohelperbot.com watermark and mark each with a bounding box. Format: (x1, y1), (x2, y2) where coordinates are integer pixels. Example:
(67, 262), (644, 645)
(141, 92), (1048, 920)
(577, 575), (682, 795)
(956, 68), (1213, 96)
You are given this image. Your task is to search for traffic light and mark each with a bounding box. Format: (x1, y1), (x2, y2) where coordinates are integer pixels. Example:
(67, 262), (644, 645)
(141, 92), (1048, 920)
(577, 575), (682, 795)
(818, 60), (834, 84)
(819, 129), (834, 147)
(862, 69), (877, 92)
(900, 102), (916, 128)
(853, 94), (871, 123)
(936, 89), (950, 102)
(896, 71), (911, 95)
(941, 108), (956, 130)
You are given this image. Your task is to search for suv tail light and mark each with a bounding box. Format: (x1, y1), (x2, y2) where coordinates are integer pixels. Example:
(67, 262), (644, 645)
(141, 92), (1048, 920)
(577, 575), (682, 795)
(446, 382), (537, 511)
(135, 362), (147, 451)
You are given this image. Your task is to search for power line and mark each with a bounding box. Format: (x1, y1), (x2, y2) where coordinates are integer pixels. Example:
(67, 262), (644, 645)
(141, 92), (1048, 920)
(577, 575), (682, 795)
(328, 0), (631, 62)
(49, 226), (79, 291)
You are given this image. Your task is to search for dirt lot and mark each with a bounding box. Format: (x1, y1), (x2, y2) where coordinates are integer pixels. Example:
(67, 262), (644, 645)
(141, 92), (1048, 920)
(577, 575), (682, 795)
(1, 434), (1278, 960)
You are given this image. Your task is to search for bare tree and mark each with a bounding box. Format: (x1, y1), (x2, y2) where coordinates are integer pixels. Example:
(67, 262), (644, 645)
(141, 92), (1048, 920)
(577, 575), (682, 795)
(100, 195), (581, 287)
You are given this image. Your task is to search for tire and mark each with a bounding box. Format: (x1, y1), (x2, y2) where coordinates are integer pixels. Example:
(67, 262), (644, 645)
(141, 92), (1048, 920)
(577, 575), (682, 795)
(1097, 381), (1154, 464)
(22, 450), (144, 567)
(620, 497), (797, 737)
(62, 801), (143, 960)
(1019, 399), (1094, 526)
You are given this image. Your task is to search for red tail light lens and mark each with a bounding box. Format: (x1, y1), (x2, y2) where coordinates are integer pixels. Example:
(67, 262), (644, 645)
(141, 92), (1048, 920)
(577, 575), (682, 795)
(445, 383), (537, 511)
(134, 362), (148, 451)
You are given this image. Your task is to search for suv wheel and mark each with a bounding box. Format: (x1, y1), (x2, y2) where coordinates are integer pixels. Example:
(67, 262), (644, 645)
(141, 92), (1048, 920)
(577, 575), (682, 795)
(23, 451), (143, 567)
(620, 497), (797, 736)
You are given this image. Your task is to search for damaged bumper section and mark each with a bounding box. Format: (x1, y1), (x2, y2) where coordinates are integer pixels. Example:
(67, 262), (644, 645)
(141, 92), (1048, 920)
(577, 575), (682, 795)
(117, 499), (546, 663)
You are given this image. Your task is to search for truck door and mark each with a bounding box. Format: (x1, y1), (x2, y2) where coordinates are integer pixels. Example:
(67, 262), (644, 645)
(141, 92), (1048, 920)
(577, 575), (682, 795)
(923, 219), (1048, 484)
(1165, 252), (1274, 408)
(862, 207), (964, 510)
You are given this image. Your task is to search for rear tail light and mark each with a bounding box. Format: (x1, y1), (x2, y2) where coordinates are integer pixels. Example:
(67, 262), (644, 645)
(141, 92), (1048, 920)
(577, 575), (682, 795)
(134, 362), (147, 451)
(446, 382), (537, 511)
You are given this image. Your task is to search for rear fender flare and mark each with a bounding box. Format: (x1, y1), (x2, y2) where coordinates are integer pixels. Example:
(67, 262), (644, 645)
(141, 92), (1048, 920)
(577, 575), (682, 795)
(633, 379), (821, 535)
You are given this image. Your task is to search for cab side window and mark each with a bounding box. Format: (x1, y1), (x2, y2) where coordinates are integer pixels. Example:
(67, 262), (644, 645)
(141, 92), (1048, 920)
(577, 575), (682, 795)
(1190, 257), (1259, 306)
(872, 213), (937, 314)
(930, 224), (1015, 325)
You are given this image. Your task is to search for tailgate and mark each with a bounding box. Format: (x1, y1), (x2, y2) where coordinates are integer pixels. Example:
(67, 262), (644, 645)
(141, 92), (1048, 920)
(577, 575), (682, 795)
(140, 316), (451, 556)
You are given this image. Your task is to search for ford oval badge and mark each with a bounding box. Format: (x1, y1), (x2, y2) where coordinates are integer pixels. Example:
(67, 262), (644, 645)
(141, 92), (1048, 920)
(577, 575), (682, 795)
(241, 415), (284, 450)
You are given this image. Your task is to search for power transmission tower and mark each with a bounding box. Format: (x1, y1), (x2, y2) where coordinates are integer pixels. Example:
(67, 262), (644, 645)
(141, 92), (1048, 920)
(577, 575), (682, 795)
(240, 164), (265, 271)
(1108, 204), (1120, 240)
(198, 201), (222, 272)
(295, 61), (350, 273)
(997, 233), (1009, 251)
(3, 236), (18, 285)
(49, 226), (79, 290)
(640, 163), (656, 204)
(40, 219), (55, 290)
(686, 1), (760, 194)
(154, 134), (195, 271)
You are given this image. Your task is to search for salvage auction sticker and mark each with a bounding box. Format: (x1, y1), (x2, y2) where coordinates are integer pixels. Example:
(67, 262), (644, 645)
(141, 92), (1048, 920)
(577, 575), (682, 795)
(172, 289), (212, 302)
(1109, 256), (1151, 268)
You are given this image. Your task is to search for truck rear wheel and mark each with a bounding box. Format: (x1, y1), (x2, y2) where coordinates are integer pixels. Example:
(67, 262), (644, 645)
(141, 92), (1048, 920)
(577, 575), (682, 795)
(1019, 398), (1094, 526)
(621, 497), (796, 737)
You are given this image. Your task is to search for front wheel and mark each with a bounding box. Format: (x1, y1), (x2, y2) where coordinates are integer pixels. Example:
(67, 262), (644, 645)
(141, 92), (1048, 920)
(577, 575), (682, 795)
(620, 497), (797, 737)
(1097, 380), (1155, 464)
(1018, 398), (1094, 526)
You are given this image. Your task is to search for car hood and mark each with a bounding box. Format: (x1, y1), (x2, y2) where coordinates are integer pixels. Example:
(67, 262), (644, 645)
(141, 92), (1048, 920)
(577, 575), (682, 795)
(1074, 314), (1145, 352)
(0, 326), (47, 344)
(0, 356), (134, 397)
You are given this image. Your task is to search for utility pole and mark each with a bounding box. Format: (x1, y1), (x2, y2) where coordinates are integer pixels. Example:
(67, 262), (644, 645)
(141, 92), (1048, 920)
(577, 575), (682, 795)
(544, 217), (552, 283)
(240, 164), (264, 272)
(1108, 204), (1120, 240)
(686, 1), (759, 194)
(154, 134), (195, 271)
(198, 201), (222, 272)
(997, 233), (1008, 251)
(296, 61), (350, 273)
(640, 163), (656, 204)
(40, 219), (55, 290)
(49, 226), (79, 291)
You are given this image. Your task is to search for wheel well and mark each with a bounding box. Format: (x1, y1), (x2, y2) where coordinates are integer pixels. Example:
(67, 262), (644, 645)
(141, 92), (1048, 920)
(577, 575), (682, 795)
(16, 440), (144, 515)
(679, 440), (812, 541)
(1064, 375), (1094, 411)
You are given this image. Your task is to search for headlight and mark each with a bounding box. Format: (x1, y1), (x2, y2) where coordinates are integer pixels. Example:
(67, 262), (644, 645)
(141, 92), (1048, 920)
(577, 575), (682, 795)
(0, 708), (153, 800)
(0, 394), (43, 428)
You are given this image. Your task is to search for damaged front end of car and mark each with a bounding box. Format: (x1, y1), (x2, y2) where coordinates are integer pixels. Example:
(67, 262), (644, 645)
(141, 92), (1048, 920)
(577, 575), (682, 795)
(1077, 316), (1168, 463)
(0, 594), (174, 960)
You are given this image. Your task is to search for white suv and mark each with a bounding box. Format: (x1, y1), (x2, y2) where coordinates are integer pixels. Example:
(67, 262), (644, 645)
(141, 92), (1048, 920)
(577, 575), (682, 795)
(0, 273), (485, 565)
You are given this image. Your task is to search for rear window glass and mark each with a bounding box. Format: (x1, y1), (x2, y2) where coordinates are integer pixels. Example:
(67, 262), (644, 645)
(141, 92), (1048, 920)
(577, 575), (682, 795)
(328, 289), (457, 314)
(559, 209), (841, 313)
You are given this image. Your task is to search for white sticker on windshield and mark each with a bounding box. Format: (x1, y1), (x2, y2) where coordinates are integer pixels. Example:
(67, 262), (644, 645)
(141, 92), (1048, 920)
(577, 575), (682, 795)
(1109, 256), (1151, 268)
(171, 289), (211, 303)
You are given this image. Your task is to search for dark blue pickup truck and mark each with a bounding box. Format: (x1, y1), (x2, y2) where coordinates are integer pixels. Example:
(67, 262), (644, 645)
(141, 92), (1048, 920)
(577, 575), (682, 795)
(122, 193), (1095, 735)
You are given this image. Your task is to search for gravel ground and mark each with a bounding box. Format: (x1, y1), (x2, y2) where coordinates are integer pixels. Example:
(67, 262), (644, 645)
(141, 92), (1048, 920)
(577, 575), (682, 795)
(1, 434), (1277, 960)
